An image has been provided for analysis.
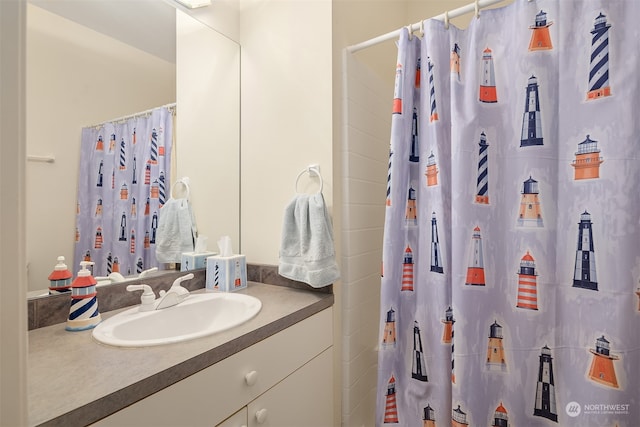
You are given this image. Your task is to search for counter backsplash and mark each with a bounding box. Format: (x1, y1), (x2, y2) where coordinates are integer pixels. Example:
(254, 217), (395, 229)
(28, 263), (332, 330)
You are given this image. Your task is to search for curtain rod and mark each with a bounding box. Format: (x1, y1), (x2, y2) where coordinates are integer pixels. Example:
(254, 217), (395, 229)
(346, 0), (509, 53)
(87, 102), (177, 129)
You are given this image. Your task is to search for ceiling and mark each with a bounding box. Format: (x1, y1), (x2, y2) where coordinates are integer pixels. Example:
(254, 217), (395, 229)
(29, 0), (176, 63)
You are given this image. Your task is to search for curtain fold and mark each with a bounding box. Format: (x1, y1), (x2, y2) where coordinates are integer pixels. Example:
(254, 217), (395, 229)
(377, 1), (639, 425)
(74, 106), (173, 278)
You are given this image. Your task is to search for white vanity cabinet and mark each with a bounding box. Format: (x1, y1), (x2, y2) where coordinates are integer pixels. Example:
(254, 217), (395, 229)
(93, 308), (333, 427)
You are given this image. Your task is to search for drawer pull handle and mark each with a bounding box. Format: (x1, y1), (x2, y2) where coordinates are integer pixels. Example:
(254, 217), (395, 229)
(245, 370), (258, 386)
(255, 408), (268, 424)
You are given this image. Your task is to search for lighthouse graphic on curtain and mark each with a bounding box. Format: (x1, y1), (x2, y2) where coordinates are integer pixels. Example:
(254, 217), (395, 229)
(587, 12), (611, 100)
(520, 75), (543, 147)
(573, 210), (598, 291)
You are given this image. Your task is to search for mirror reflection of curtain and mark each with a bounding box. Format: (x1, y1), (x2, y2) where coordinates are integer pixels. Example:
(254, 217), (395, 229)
(74, 106), (173, 277)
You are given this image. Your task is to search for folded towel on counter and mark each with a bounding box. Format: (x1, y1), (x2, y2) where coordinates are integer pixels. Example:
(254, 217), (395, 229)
(155, 180), (197, 264)
(278, 193), (340, 287)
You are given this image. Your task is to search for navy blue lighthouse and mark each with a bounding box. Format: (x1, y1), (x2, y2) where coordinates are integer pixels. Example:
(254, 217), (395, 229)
(573, 210), (598, 291)
(533, 345), (558, 422)
(410, 107), (419, 162)
(587, 13), (612, 100)
(412, 321), (428, 382)
(431, 212), (444, 273)
(520, 75), (543, 147)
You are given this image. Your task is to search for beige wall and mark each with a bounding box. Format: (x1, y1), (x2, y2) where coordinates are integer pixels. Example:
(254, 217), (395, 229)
(25, 4), (175, 291)
(239, 0), (333, 264)
(1, 1), (28, 424)
(175, 10), (240, 252)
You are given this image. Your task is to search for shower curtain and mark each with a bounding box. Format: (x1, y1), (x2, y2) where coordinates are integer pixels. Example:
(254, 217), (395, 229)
(74, 106), (173, 278)
(377, 1), (639, 426)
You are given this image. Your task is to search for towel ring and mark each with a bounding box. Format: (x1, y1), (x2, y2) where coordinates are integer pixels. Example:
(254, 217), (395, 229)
(295, 166), (323, 194)
(171, 178), (190, 199)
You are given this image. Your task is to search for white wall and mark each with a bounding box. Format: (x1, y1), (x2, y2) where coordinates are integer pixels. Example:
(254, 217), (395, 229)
(340, 54), (391, 427)
(25, 4), (175, 291)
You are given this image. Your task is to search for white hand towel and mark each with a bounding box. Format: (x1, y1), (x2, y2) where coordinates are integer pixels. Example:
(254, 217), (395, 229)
(278, 193), (340, 287)
(155, 197), (197, 264)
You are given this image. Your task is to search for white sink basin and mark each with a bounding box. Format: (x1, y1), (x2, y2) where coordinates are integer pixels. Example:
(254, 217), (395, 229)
(92, 292), (261, 347)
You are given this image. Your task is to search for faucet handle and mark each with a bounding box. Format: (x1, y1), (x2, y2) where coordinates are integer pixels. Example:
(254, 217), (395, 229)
(171, 273), (194, 289)
(127, 284), (156, 311)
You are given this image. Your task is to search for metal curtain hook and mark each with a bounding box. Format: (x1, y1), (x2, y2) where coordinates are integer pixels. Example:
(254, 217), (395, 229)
(444, 10), (450, 29)
(475, 0), (480, 18)
(419, 20), (425, 38)
(407, 24), (413, 40)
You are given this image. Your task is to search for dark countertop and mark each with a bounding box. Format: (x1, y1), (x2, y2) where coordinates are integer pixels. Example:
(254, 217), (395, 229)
(28, 282), (334, 426)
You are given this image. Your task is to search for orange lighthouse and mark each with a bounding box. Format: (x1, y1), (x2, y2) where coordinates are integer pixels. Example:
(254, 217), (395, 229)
(406, 186), (417, 225)
(425, 151), (439, 186)
(572, 135), (603, 180)
(465, 226), (486, 286)
(441, 306), (454, 343)
(451, 43), (461, 81)
(486, 320), (506, 371)
(451, 405), (469, 427)
(516, 251), (538, 310)
(529, 10), (553, 51)
(382, 307), (397, 347)
(517, 176), (544, 227)
(588, 335), (620, 388)
(422, 404), (436, 427)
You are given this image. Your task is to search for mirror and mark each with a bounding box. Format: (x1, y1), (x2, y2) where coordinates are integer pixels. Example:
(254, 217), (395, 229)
(26, 0), (240, 297)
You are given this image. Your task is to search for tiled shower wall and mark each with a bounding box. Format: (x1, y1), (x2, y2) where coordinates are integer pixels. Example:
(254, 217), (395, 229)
(341, 53), (392, 427)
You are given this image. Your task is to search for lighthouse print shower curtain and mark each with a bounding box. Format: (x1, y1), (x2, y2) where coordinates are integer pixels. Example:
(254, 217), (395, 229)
(74, 106), (173, 278)
(377, 1), (640, 426)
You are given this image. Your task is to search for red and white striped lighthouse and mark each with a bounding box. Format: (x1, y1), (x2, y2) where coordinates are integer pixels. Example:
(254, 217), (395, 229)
(401, 246), (415, 291)
(516, 251), (538, 310)
(383, 375), (399, 423)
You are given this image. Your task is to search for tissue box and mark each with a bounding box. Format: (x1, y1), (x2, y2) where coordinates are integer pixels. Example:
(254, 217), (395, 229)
(180, 252), (217, 271)
(206, 254), (247, 292)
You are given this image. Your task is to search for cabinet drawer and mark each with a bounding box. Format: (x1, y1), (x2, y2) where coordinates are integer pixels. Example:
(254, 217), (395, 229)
(94, 308), (333, 426)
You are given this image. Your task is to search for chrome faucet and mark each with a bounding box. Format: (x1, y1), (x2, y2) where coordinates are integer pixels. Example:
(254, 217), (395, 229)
(126, 273), (194, 311)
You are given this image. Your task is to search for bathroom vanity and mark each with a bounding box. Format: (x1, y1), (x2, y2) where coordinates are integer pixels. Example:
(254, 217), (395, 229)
(28, 281), (334, 426)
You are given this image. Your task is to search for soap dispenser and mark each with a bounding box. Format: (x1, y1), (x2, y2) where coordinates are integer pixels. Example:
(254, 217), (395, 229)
(47, 256), (72, 295)
(66, 261), (102, 331)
